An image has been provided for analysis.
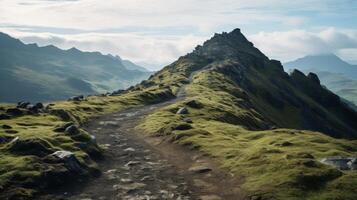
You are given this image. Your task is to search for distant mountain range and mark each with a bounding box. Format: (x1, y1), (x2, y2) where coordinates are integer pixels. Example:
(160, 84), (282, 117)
(284, 54), (357, 106)
(0, 32), (152, 103)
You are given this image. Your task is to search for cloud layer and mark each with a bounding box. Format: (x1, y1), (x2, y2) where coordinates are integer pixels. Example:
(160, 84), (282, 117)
(0, 0), (357, 68)
(249, 28), (357, 63)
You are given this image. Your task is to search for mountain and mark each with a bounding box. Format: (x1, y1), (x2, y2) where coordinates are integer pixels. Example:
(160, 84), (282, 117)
(284, 54), (357, 106)
(1, 29), (357, 200)
(140, 29), (357, 139)
(135, 29), (357, 199)
(0, 32), (151, 103)
(284, 54), (357, 79)
(108, 55), (149, 72)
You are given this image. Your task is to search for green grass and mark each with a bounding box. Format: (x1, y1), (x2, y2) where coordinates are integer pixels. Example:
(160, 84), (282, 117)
(0, 86), (175, 198)
(139, 69), (357, 199)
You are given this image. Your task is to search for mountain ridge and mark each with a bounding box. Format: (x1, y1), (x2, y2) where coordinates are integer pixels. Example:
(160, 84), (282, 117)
(142, 28), (357, 138)
(284, 54), (357, 106)
(0, 32), (151, 103)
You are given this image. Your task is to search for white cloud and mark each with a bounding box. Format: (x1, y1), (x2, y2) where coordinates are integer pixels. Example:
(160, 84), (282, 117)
(0, 0), (356, 68)
(249, 28), (357, 62)
(0, 0), (316, 33)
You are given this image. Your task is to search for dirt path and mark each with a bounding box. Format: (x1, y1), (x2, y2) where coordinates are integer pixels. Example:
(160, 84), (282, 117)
(40, 74), (244, 200)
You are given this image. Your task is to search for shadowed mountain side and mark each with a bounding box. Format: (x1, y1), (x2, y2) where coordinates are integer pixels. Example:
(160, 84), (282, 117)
(0, 32), (152, 102)
(140, 29), (357, 139)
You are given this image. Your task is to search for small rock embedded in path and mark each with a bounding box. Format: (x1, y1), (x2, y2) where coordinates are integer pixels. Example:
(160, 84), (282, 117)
(120, 178), (133, 183)
(99, 121), (119, 126)
(199, 195), (223, 200)
(125, 161), (140, 167)
(124, 147), (136, 152)
(114, 182), (146, 194)
(188, 165), (212, 174)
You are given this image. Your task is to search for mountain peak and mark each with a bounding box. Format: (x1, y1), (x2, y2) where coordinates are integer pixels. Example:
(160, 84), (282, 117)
(192, 28), (267, 60)
(0, 32), (25, 48)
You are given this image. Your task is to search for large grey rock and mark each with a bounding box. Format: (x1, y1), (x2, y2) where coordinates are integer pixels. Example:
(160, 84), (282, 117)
(348, 158), (357, 170)
(6, 108), (24, 116)
(185, 100), (203, 108)
(51, 150), (83, 172)
(176, 107), (189, 114)
(0, 113), (10, 120)
(53, 122), (74, 132)
(321, 157), (357, 170)
(49, 109), (72, 121)
(65, 125), (80, 135)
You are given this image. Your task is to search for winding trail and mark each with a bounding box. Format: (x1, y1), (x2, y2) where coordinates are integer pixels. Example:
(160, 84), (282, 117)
(42, 72), (243, 200)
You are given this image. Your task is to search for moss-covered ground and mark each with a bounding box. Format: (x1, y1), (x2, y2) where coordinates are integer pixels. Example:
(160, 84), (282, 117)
(139, 70), (357, 200)
(0, 87), (174, 199)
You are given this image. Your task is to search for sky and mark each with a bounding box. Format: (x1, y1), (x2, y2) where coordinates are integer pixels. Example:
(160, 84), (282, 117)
(0, 0), (357, 70)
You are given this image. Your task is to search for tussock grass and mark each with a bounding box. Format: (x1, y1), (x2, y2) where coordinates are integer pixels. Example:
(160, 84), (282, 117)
(139, 69), (357, 199)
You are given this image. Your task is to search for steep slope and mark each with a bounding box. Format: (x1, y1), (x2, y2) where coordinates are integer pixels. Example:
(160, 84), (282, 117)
(140, 29), (357, 139)
(137, 29), (357, 199)
(0, 32), (151, 103)
(284, 55), (357, 107)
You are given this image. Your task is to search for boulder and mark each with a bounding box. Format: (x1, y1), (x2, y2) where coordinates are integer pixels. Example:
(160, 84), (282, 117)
(17, 101), (30, 109)
(89, 134), (97, 144)
(26, 104), (42, 113)
(183, 118), (193, 123)
(49, 109), (72, 121)
(2, 124), (12, 129)
(50, 151), (83, 172)
(348, 158), (357, 170)
(65, 125), (80, 135)
(185, 100), (203, 109)
(7, 137), (54, 157)
(321, 157), (357, 170)
(6, 108), (24, 116)
(53, 122), (74, 132)
(0, 114), (10, 120)
(176, 107), (189, 114)
(174, 123), (192, 130)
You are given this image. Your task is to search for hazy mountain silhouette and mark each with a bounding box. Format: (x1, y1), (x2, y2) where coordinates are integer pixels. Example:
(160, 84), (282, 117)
(0, 32), (151, 102)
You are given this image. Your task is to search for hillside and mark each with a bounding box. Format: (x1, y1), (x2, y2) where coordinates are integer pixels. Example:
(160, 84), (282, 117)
(141, 29), (357, 139)
(284, 55), (357, 106)
(1, 29), (357, 200)
(0, 32), (151, 103)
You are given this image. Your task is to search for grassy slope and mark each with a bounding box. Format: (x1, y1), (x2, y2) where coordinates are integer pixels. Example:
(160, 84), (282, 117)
(0, 87), (174, 199)
(139, 69), (357, 199)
